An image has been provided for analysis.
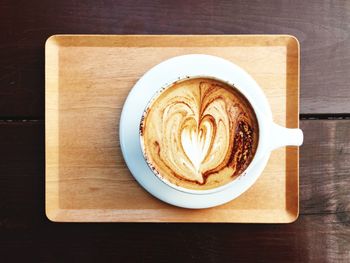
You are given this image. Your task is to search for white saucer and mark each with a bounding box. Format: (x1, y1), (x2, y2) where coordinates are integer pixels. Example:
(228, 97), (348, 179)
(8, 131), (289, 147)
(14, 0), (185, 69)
(119, 54), (272, 209)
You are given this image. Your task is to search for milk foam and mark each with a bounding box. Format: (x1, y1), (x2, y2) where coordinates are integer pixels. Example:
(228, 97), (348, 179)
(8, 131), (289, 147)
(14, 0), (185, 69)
(180, 120), (213, 183)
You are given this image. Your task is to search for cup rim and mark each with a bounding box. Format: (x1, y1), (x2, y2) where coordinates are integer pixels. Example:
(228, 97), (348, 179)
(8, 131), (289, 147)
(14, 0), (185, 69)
(139, 75), (264, 195)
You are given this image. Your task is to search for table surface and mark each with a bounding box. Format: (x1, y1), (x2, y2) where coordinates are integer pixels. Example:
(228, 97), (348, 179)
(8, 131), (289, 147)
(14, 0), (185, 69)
(0, 0), (349, 262)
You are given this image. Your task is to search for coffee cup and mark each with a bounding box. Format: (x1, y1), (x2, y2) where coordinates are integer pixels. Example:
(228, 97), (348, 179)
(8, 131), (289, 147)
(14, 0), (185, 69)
(137, 54), (303, 196)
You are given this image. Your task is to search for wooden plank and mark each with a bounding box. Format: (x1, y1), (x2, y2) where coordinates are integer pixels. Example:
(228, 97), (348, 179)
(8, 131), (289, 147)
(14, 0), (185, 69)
(0, 121), (44, 231)
(0, 121), (44, 177)
(0, 213), (349, 262)
(300, 120), (350, 215)
(1, 120), (346, 216)
(0, 120), (349, 261)
(1, 0), (350, 117)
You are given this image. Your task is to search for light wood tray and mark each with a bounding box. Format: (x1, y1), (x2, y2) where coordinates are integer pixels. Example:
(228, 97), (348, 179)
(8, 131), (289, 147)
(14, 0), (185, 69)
(45, 35), (299, 223)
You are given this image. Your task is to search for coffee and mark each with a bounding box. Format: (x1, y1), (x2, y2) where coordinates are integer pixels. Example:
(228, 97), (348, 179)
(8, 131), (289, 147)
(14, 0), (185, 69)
(140, 77), (259, 190)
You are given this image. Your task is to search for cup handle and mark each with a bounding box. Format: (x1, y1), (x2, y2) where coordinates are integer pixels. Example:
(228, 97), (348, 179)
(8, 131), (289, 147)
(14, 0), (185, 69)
(268, 122), (304, 151)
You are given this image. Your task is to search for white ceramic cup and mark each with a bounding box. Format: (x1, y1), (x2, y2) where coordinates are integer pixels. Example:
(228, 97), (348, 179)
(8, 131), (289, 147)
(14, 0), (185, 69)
(137, 54), (303, 196)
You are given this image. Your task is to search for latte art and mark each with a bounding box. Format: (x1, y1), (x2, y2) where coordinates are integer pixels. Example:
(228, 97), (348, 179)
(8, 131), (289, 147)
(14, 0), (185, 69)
(141, 78), (259, 190)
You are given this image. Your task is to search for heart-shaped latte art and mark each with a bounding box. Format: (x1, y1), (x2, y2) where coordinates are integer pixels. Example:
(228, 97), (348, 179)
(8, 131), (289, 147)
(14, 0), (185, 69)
(141, 78), (258, 190)
(180, 116), (215, 182)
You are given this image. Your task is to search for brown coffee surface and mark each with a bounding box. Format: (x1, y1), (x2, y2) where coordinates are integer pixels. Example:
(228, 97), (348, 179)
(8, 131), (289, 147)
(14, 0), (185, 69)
(140, 78), (259, 190)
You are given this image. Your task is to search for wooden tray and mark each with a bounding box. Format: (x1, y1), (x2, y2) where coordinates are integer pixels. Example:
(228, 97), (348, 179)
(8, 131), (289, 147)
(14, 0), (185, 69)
(45, 35), (299, 223)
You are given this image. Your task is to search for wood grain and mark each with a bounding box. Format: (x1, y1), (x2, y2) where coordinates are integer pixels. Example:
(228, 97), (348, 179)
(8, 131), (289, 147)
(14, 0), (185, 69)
(1, 0), (350, 260)
(45, 35), (299, 222)
(1, 120), (349, 261)
(0, 0), (349, 117)
(0, 214), (349, 262)
(0, 121), (44, 231)
(300, 120), (350, 215)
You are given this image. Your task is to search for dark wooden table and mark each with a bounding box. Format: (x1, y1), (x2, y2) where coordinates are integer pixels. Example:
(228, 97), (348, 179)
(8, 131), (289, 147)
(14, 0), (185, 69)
(1, 0), (349, 262)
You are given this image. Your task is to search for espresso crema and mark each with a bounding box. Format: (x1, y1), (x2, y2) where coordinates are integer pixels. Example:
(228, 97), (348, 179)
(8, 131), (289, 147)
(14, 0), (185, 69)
(140, 78), (259, 190)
